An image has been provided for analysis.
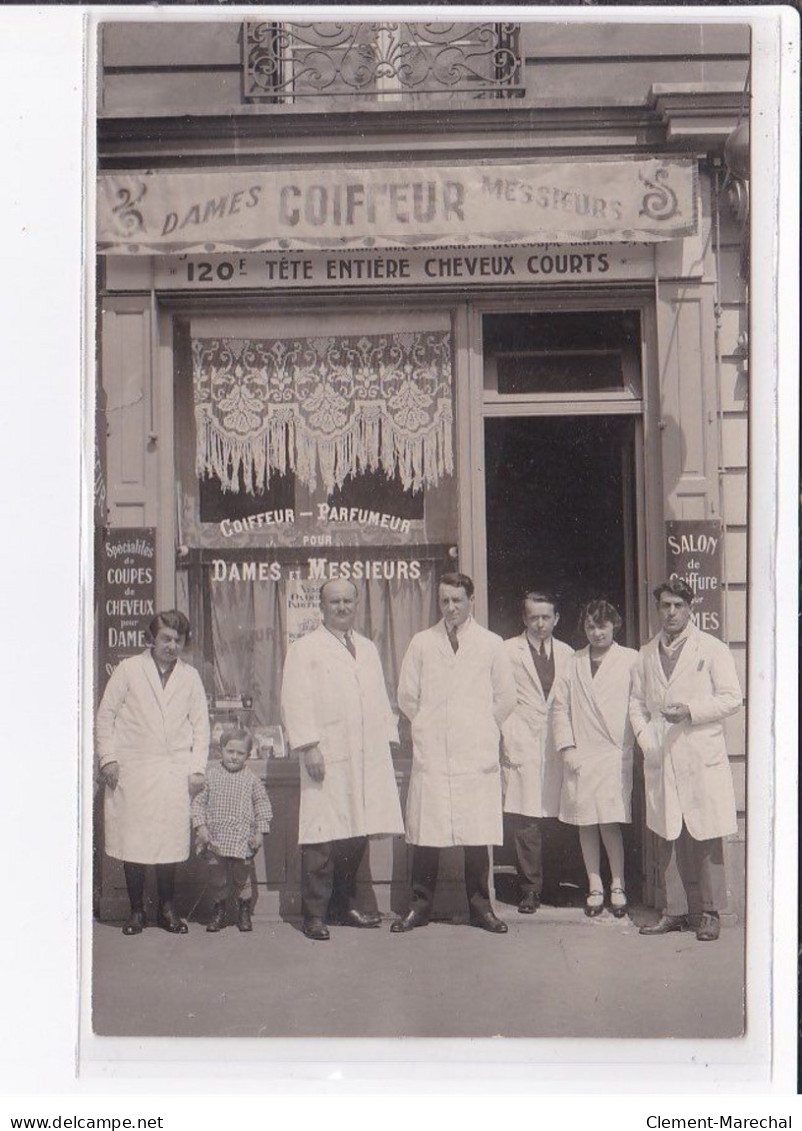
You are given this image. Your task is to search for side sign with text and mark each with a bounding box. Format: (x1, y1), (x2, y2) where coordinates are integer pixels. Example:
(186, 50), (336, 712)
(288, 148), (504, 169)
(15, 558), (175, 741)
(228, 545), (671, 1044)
(665, 520), (723, 638)
(100, 528), (157, 684)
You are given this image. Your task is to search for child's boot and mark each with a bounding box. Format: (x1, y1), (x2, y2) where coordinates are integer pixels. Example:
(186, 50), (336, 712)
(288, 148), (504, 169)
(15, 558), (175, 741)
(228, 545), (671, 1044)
(237, 899), (253, 932)
(206, 902), (226, 933)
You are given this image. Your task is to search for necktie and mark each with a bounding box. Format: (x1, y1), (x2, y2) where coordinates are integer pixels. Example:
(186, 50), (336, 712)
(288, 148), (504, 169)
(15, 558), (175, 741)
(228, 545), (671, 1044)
(448, 626), (459, 653)
(539, 641), (546, 657)
(344, 632), (357, 659)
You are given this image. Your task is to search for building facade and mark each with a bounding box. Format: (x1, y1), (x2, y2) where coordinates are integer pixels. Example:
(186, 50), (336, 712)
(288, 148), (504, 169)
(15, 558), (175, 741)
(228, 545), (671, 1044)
(95, 18), (750, 921)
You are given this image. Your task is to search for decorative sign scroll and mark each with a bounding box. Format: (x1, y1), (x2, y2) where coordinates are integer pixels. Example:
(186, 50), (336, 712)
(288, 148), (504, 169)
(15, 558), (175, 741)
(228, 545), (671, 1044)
(192, 330), (454, 496)
(98, 160), (697, 254)
(99, 528), (157, 686)
(665, 520), (724, 638)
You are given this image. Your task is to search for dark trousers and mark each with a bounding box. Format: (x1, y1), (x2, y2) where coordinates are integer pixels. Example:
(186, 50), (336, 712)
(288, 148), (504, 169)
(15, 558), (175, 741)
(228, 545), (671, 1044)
(205, 855), (252, 903)
(657, 823), (727, 915)
(409, 844), (492, 920)
(123, 861), (176, 911)
(505, 813), (543, 896)
(301, 836), (368, 923)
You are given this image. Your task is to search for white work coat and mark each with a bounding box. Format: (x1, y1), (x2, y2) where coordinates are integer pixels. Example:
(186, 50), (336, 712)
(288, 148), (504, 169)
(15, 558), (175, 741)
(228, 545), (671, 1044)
(629, 626), (741, 841)
(397, 619), (517, 847)
(551, 642), (638, 825)
(500, 634), (574, 818)
(96, 651), (211, 864)
(280, 626), (404, 844)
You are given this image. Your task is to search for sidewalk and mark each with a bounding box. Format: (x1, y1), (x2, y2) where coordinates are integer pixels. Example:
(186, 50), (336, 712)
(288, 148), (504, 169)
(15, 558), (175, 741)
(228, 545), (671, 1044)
(92, 905), (744, 1040)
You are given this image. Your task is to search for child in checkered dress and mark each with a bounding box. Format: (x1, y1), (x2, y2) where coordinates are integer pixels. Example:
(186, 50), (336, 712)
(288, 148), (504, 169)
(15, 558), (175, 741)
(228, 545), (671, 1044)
(191, 727), (273, 933)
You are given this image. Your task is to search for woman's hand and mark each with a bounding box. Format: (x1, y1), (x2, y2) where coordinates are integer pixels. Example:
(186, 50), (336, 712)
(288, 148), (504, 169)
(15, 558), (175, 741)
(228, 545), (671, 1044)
(188, 772), (206, 797)
(100, 761), (119, 790)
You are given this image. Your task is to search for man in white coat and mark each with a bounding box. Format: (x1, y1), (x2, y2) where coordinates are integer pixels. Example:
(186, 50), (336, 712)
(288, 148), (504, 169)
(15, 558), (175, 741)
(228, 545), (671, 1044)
(629, 578), (742, 942)
(501, 591), (573, 913)
(96, 610), (210, 935)
(392, 572), (517, 934)
(281, 578), (404, 941)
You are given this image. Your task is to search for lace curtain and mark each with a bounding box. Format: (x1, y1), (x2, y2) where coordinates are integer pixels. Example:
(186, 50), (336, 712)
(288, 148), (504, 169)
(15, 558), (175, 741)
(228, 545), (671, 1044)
(192, 330), (454, 495)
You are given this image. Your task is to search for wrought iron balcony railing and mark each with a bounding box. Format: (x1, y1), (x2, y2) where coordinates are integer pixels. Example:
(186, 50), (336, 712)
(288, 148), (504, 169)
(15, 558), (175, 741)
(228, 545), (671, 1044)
(243, 22), (524, 103)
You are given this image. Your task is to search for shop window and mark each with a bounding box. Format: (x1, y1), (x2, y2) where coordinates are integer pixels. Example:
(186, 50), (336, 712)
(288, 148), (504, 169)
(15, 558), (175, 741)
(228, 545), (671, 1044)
(199, 466), (296, 525)
(483, 310), (642, 398)
(174, 311), (455, 547)
(242, 22), (523, 103)
(327, 467), (424, 521)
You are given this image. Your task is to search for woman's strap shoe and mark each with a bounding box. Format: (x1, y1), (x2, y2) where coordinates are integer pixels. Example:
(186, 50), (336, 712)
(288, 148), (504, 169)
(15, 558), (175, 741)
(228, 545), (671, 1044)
(584, 891), (605, 918)
(609, 887), (628, 919)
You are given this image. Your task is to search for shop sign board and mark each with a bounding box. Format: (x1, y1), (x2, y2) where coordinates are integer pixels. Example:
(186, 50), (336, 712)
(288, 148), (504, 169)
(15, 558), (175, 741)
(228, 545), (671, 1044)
(105, 244), (655, 292)
(664, 519), (723, 638)
(99, 527), (157, 685)
(97, 159), (697, 253)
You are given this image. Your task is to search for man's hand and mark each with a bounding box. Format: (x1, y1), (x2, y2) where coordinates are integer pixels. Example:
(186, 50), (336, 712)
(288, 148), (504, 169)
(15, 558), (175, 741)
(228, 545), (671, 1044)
(188, 772), (206, 797)
(100, 761), (119, 790)
(247, 834), (262, 855)
(562, 746), (581, 773)
(661, 703), (691, 724)
(195, 825), (211, 850)
(304, 745), (325, 783)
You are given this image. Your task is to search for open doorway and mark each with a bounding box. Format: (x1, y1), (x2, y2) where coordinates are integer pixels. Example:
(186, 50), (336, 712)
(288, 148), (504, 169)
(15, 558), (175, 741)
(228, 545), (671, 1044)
(484, 413), (644, 904)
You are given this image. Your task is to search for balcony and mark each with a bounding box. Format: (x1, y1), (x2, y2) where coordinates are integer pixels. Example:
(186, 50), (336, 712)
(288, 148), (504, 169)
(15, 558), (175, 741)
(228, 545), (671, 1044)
(243, 21), (524, 104)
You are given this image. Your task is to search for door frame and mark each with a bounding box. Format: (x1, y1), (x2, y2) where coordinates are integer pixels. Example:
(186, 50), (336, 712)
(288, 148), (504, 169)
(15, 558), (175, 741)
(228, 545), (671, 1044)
(457, 288), (663, 906)
(458, 289), (661, 645)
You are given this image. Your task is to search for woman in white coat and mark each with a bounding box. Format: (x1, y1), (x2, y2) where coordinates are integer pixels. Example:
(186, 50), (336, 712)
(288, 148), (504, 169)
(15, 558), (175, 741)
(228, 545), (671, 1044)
(551, 600), (638, 918)
(96, 610), (210, 935)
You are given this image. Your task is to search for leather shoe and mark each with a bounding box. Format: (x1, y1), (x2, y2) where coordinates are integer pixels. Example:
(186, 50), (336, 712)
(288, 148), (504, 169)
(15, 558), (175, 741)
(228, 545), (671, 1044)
(122, 909), (145, 935)
(157, 904), (189, 934)
(338, 908), (381, 929)
(695, 911), (720, 942)
(206, 902), (226, 933)
(303, 918), (330, 941)
(237, 899), (253, 933)
(471, 911), (508, 934)
(518, 892), (541, 914)
(639, 914), (687, 936)
(390, 909), (429, 933)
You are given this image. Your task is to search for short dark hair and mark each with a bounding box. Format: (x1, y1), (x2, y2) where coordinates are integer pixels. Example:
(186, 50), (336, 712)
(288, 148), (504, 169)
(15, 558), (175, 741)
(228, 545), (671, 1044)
(219, 727), (253, 755)
(147, 609), (191, 644)
(439, 572), (474, 599)
(522, 590), (559, 615)
(653, 578), (695, 606)
(580, 599), (623, 632)
(319, 577), (359, 602)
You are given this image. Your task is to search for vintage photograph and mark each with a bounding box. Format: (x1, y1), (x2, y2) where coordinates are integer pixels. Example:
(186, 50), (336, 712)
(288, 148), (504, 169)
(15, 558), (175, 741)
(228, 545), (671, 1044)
(91, 12), (753, 1042)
